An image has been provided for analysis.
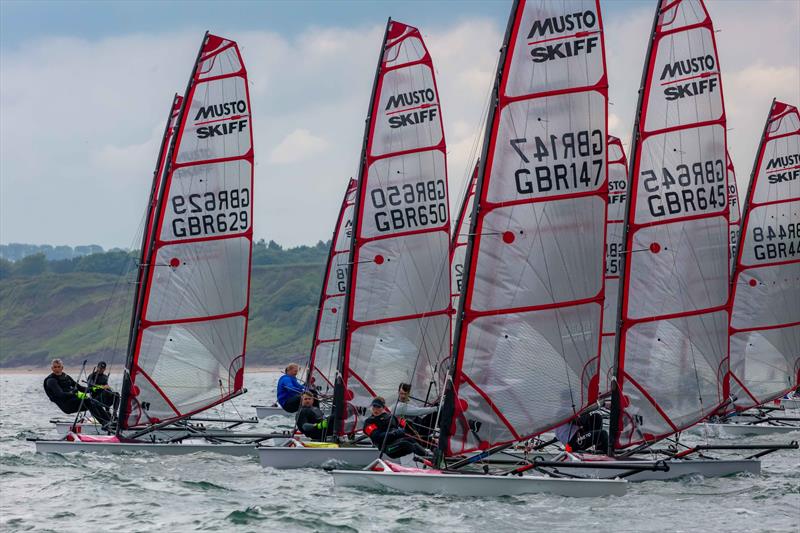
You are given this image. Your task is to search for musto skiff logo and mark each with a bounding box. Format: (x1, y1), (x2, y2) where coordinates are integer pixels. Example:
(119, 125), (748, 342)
(526, 10), (600, 62)
(766, 153), (800, 184)
(193, 100), (249, 139)
(369, 179), (447, 232)
(169, 187), (250, 238)
(660, 55), (718, 101)
(384, 89), (438, 129)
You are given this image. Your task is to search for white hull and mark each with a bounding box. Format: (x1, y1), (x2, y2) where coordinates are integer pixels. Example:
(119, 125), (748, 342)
(257, 445), (379, 469)
(779, 398), (800, 410)
(254, 405), (290, 419)
(331, 469), (627, 497)
(34, 439), (258, 456)
(698, 422), (799, 437)
(539, 457), (760, 481)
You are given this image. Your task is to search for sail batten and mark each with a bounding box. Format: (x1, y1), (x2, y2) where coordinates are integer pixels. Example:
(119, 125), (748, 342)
(442, 0), (609, 456)
(728, 100), (800, 410)
(335, 20), (451, 432)
(611, 0), (730, 449)
(119, 33), (254, 429)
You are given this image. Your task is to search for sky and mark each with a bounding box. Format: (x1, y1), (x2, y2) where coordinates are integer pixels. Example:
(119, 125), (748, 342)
(1, 0), (798, 249)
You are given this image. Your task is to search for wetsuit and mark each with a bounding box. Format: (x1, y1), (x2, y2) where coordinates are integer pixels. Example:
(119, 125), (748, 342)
(43, 372), (111, 425)
(567, 412), (608, 453)
(363, 412), (428, 459)
(295, 405), (333, 441)
(277, 374), (306, 413)
(86, 371), (117, 409)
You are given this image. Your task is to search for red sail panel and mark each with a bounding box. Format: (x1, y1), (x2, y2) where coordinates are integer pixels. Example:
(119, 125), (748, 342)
(307, 179), (357, 395)
(450, 162), (479, 319)
(445, 0), (609, 455)
(613, 0), (729, 448)
(599, 135), (628, 394)
(339, 21), (451, 431)
(120, 34), (254, 428)
(727, 152), (741, 262)
(728, 101), (800, 410)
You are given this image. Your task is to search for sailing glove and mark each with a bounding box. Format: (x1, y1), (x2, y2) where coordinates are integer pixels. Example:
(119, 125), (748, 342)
(314, 419), (329, 430)
(76, 391), (89, 400)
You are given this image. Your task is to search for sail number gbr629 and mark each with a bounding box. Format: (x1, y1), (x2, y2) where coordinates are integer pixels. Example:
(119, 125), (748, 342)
(641, 158), (725, 218)
(169, 188), (250, 238)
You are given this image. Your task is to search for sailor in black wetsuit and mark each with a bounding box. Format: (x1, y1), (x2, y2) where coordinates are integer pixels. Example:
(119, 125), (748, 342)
(555, 410), (608, 453)
(86, 361), (117, 410)
(295, 392), (333, 441)
(43, 359), (111, 426)
(363, 397), (430, 459)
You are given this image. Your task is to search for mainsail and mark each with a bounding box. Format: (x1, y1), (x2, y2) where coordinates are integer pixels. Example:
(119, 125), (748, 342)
(119, 33), (254, 428)
(599, 135), (628, 394)
(307, 179), (357, 396)
(611, 0), (730, 448)
(335, 20), (451, 432)
(727, 152), (741, 262)
(728, 100), (800, 410)
(450, 162), (479, 320)
(442, 0), (609, 455)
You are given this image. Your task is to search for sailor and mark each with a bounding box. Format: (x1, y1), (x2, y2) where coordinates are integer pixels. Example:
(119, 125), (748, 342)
(43, 359), (111, 426)
(555, 410), (608, 453)
(277, 363), (306, 413)
(86, 361), (117, 410)
(363, 396), (431, 459)
(394, 382), (438, 441)
(295, 391), (334, 441)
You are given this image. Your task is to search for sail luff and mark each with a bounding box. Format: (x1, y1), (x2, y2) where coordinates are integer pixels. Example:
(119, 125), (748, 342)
(332, 20), (392, 436)
(118, 35), (209, 430)
(306, 178), (357, 393)
(449, 161), (479, 319)
(611, 0), (732, 449)
(443, 0), (609, 456)
(727, 99), (800, 409)
(120, 32), (255, 428)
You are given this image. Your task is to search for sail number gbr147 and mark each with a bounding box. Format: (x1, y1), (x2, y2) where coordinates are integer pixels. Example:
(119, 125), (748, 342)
(641, 158), (725, 219)
(509, 129), (604, 195)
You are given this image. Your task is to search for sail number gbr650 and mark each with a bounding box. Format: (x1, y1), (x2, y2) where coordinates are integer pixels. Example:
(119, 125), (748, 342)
(369, 179), (447, 232)
(641, 158), (725, 218)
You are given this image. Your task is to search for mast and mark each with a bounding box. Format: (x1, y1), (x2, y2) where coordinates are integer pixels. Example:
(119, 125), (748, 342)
(608, 2), (661, 453)
(610, 0), (731, 452)
(440, 0), (609, 458)
(332, 20), (392, 436)
(117, 35), (207, 430)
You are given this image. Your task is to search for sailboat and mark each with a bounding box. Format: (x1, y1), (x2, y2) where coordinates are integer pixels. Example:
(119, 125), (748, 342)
(252, 180), (358, 421)
(332, 0), (631, 497)
(701, 100), (800, 437)
(258, 18), (453, 469)
(34, 33), (285, 455)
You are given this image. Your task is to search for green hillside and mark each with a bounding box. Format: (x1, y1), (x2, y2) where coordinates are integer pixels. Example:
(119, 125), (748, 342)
(0, 244), (328, 368)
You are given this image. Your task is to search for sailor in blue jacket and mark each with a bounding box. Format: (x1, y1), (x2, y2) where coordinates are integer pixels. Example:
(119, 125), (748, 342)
(277, 363), (306, 413)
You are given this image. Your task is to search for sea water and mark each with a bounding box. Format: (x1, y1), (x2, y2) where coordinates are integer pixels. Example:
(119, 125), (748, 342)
(0, 372), (798, 532)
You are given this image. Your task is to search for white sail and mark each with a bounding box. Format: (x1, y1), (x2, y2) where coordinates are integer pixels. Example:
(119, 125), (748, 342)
(120, 34), (254, 428)
(450, 162), (478, 323)
(612, 0), (729, 447)
(727, 153), (742, 262)
(599, 136), (628, 394)
(728, 100), (800, 410)
(336, 21), (451, 431)
(443, 0), (609, 455)
(307, 179), (357, 395)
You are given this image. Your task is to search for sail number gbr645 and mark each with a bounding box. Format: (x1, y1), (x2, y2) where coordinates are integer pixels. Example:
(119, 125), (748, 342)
(641, 158), (725, 219)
